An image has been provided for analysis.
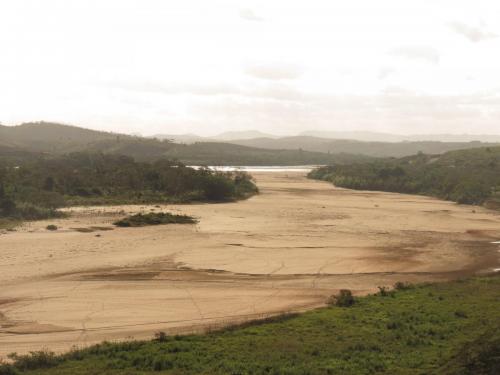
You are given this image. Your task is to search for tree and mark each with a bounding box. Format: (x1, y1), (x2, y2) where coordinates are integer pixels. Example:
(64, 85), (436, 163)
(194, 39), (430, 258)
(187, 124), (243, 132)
(43, 177), (55, 192)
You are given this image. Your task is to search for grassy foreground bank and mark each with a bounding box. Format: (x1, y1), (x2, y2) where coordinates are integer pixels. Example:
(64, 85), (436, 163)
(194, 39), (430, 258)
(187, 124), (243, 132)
(1, 274), (499, 375)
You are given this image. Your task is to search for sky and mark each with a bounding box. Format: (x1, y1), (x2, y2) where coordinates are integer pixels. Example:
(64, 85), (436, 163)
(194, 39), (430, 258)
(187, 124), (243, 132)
(1, 0), (500, 136)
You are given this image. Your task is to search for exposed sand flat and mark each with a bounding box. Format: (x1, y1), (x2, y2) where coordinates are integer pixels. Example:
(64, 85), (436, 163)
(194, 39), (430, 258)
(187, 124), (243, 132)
(1, 172), (499, 358)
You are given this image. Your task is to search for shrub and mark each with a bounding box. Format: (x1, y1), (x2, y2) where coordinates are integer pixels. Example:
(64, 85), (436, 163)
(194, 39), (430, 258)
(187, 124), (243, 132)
(394, 282), (413, 291)
(7, 351), (58, 371)
(154, 331), (168, 342)
(0, 362), (18, 375)
(46, 225), (58, 231)
(328, 289), (355, 307)
(377, 286), (393, 297)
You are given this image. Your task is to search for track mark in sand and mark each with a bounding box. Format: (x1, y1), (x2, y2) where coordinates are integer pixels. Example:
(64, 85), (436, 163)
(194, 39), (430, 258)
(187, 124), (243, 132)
(269, 261), (285, 275)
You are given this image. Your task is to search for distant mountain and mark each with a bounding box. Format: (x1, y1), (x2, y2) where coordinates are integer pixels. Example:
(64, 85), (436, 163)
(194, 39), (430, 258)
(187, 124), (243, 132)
(299, 130), (405, 142)
(403, 133), (500, 142)
(152, 130), (279, 144)
(226, 136), (499, 158)
(300, 130), (500, 143)
(213, 130), (278, 141)
(153, 129), (500, 145)
(151, 133), (208, 144)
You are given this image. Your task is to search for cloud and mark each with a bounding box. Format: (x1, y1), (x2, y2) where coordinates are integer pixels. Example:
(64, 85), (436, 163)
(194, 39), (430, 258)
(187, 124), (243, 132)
(108, 79), (304, 103)
(108, 80), (240, 96)
(378, 67), (396, 80)
(239, 9), (263, 22)
(245, 64), (303, 80)
(388, 46), (440, 64)
(449, 21), (497, 42)
(189, 89), (500, 135)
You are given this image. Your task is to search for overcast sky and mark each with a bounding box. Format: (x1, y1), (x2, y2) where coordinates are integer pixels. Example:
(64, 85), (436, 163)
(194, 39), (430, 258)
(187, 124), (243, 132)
(1, 0), (500, 136)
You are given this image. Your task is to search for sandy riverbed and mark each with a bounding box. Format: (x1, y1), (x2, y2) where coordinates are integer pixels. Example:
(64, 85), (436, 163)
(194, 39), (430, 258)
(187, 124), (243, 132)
(1, 172), (499, 357)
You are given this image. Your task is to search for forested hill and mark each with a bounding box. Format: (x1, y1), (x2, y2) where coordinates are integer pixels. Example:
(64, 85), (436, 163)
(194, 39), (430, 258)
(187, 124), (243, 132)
(0, 122), (174, 161)
(0, 122), (368, 165)
(309, 146), (500, 208)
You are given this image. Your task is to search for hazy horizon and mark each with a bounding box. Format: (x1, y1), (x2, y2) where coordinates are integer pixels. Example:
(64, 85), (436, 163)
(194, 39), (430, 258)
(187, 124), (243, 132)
(2, 0), (500, 136)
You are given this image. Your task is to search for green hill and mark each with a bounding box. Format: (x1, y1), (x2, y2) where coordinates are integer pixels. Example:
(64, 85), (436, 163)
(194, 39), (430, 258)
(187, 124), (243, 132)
(309, 146), (500, 208)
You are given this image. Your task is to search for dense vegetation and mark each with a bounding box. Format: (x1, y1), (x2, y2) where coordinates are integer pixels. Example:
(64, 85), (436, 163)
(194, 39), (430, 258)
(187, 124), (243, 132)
(309, 146), (500, 207)
(1, 274), (498, 374)
(0, 153), (257, 223)
(113, 212), (197, 227)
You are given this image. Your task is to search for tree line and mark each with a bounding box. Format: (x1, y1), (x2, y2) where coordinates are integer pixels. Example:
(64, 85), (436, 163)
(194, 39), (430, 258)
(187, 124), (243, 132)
(309, 147), (500, 208)
(0, 153), (257, 221)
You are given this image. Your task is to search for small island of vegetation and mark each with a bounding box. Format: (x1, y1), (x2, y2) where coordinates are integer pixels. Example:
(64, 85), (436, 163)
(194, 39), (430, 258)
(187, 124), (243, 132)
(114, 212), (197, 227)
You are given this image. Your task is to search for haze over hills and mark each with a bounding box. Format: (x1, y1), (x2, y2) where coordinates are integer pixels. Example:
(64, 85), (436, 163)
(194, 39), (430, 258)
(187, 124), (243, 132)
(299, 130), (500, 143)
(225, 136), (500, 158)
(152, 130), (278, 143)
(2, 122), (500, 162)
(153, 129), (500, 144)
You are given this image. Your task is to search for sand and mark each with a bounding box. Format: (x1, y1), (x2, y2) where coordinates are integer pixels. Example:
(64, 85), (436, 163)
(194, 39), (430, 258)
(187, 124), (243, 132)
(1, 172), (499, 358)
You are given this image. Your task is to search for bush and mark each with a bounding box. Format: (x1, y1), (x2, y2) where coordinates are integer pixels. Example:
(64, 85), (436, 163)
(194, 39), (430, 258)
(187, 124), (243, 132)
(394, 282), (413, 291)
(7, 351), (58, 371)
(377, 286), (393, 297)
(0, 362), (18, 375)
(328, 289), (355, 307)
(114, 212), (197, 227)
(154, 331), (168, 342)
(46, 224), (58, 231)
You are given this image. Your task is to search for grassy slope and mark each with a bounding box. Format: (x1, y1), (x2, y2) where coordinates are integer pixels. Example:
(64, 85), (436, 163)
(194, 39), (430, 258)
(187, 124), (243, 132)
(5, 274), (500, 375)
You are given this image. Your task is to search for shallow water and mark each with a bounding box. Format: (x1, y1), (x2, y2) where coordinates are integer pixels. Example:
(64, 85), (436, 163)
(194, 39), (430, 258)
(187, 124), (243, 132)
(188, 165), (319, 172)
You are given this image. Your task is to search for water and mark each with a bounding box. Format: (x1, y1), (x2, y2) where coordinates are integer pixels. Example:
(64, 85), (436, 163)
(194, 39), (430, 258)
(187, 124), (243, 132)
(188, 165), (319, 172)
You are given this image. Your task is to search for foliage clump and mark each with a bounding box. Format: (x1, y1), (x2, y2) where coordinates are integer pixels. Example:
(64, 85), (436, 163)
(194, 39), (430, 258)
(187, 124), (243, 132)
(113, 212), (197, 227)
(45, 224), (58, 231)
(327, 289), (355, 307)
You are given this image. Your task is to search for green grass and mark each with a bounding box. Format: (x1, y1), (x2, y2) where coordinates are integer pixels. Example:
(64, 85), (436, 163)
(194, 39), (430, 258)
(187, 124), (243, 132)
(113, 212), (197, 227)
(2, 274), (499, 374)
